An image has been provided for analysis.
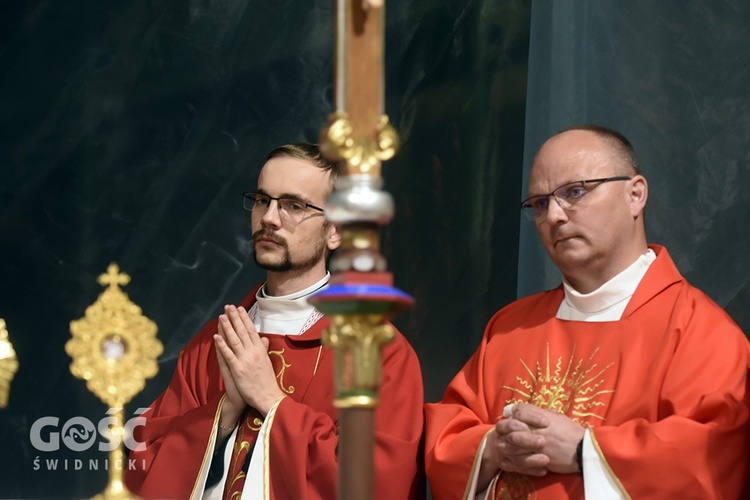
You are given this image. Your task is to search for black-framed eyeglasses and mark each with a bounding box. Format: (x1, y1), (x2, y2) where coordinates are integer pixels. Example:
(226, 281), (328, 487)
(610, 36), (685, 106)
(243, 192), (324, 224)
(520, 176), (632, 221)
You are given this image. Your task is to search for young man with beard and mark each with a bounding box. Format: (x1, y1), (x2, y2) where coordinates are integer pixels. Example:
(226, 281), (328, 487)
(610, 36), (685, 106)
(125, 143), (424, 499)
(424, 126), (749, 499)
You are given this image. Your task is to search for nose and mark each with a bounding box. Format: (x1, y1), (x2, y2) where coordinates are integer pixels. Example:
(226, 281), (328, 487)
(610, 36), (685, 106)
(542, 196), (568, 224)
(259, 199), (283, 228)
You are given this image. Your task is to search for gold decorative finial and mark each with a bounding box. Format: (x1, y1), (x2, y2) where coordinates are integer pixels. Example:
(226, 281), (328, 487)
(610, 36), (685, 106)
(0, 318), (19, 408)
(323, 314), (395, 408)
(321, 112), (399, 177)
(67, 263), (162, 499)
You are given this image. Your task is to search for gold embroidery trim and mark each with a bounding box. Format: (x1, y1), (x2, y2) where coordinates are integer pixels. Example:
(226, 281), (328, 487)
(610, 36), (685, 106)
(189, 394), (226, 500)
(227, 472), (246, 500)
(488, 474), (499, 499)
(491, 472), (537, 499)
(313, 345), (323, 376)
(268, 348), (295, 394)
(249, 417), (264, 431)
(589, 430), (632, 499)
(263, 394), (286, 500)
(461, 427), (495, 499)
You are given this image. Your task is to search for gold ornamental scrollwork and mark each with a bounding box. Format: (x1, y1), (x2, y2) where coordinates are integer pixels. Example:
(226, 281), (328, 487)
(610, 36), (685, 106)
(268, 348), (295, 394)
(66, 263), (162, 500)
(0, 318), (19, 408)
(320, 112), (399, 176)
(323, 313), (395, 408)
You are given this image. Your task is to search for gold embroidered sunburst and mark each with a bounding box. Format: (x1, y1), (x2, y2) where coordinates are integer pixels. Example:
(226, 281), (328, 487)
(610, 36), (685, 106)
(503, 343), (615, 425)
(493, 343), (615, 499)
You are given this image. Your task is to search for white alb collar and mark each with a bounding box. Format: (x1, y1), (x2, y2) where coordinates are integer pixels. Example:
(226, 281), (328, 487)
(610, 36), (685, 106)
(250, 273), (330, 334)
(562, 250), (656, 315)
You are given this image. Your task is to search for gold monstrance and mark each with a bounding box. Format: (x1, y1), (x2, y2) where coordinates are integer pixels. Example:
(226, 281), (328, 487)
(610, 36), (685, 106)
(0, 318), (19, 408)
(66, 264), (162, 499)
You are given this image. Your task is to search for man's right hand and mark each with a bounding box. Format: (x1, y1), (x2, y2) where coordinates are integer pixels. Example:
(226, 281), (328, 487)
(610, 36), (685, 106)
(476, 414), (550, 491)
(214, 305), (284, 417)
(214, 326), (245, 434)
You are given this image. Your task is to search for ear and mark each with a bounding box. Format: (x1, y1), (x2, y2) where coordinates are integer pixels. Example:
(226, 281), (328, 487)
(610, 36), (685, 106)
(629, 175), (648, 218)
(326, 223), (342, 251)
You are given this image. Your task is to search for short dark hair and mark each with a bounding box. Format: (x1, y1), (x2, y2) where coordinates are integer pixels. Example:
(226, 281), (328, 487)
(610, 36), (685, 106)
(266, 143), (339, 190)
(558, 124), (642, 176)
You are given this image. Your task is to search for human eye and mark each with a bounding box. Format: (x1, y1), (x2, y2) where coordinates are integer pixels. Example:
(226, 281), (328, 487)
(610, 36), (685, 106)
(281, 199), (306, 212)
(530, 197), (549, 211)
(255, 194), (271, 207)
(560, 185), (587, 201)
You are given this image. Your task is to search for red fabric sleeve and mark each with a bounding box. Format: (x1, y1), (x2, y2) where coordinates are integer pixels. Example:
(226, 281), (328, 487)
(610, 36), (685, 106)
(123, 319), (225, 499)
(124, 290), (262, 499)
(592, 287), (750, 498)
(424, 323), (495, 500)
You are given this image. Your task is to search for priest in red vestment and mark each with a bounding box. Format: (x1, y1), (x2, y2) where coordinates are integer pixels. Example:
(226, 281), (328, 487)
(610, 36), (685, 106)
(124, 143), (424, 499)
(425, 126), (750, 499)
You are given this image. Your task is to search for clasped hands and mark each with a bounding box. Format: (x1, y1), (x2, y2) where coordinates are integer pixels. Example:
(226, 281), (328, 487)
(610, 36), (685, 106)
(213, 305), (283, 429)
(482, 403), (585, 479)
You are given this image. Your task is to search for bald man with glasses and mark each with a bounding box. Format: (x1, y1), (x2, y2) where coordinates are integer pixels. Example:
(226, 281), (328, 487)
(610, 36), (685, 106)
(125, 143), (425, 500)
(425, 125), (750, 499)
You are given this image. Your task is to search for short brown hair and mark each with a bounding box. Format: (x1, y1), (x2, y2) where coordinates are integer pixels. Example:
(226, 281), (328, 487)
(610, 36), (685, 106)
(266, 143), (338, 191)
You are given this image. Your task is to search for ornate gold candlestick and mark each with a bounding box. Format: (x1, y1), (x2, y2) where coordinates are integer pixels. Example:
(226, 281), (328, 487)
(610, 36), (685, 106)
(0, 318), (19, 408)
(66, 264), (162, 499)
(311, 1), (413, 498)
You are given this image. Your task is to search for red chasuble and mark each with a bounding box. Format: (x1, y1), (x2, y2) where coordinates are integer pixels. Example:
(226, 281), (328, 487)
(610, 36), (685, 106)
(124, 285), (425, 499)
(425, 245), (750, 499)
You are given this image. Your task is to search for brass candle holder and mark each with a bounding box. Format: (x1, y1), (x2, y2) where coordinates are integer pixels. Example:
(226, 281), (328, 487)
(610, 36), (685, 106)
(309, 3), (414, 498)
(66, 263), (162, 499)
(0, 318), (19, 408)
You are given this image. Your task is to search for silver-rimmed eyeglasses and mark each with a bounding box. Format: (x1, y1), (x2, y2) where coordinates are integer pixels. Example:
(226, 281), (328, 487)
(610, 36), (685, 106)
(520, 176), (632, 221)
(243, 192), (324, 224)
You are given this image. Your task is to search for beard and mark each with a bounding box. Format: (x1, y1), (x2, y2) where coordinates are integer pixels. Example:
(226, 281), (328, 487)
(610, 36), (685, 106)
(252, 228), (328, 273)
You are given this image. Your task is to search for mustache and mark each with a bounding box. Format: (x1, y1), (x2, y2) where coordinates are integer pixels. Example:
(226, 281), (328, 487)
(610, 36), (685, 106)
(252, 228), (288, 247)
